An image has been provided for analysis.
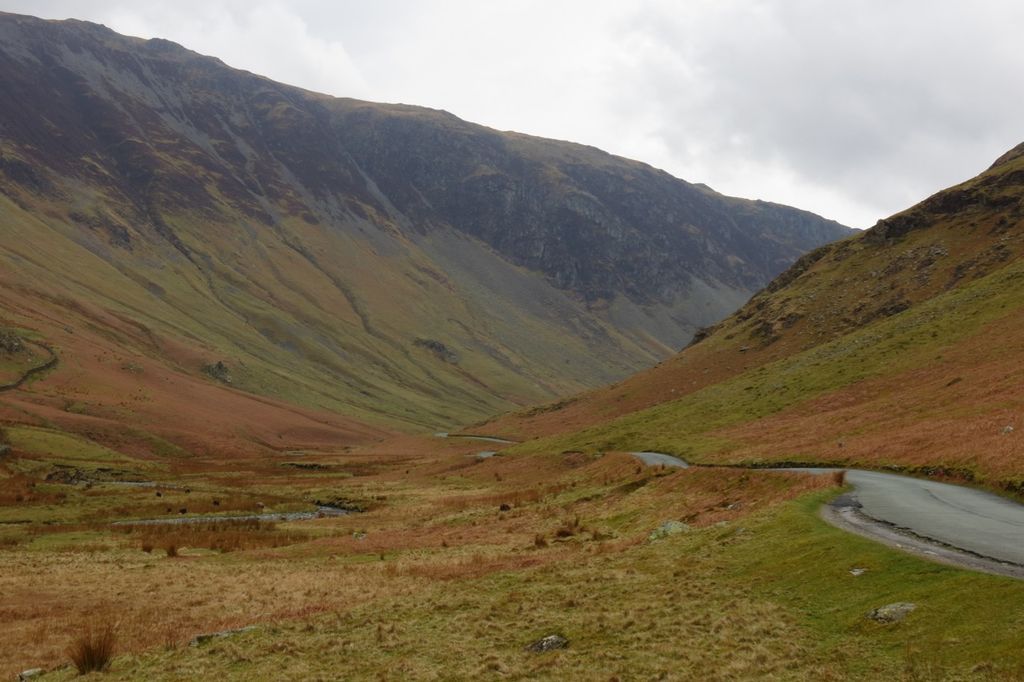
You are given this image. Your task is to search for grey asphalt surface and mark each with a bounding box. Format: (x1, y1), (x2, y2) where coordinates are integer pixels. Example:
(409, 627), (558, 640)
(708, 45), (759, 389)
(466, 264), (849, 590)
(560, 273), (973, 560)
(629, 452), (1024, 571)
(794, 468), (1024, 566)
(435, 432), (517, 444)
(629, 452), (689, 468)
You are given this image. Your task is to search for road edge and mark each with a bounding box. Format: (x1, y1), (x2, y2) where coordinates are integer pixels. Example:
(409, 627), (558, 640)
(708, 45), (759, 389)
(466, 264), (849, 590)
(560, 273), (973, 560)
(819, 496), (1024, 580)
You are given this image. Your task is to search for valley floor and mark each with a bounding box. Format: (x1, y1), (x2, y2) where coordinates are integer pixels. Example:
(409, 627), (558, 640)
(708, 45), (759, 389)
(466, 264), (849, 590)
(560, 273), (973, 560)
(4, 433), (1024, 680)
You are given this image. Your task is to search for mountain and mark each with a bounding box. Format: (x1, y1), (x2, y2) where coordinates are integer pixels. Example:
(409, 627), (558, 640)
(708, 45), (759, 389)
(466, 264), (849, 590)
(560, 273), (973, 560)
(489, 141), (1024, 489)
(0, 12), (850, 454)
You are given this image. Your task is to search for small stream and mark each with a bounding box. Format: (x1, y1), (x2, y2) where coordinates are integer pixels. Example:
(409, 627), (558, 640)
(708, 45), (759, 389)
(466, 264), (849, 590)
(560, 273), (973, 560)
(111, 506), (352, 526)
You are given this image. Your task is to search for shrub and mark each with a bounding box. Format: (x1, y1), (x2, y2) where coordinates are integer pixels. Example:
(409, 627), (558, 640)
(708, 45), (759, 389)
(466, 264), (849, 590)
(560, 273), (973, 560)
(831, 470), (847, 487)
(68, 624), (116, 674)
(164, 542), (178, 558)
(0, 328), (22, 353)
(555, 515), (584, 538)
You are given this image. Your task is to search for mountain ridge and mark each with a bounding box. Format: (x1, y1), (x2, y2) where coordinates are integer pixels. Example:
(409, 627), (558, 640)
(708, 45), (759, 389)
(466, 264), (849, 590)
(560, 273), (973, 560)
(0, 11), (850, 456)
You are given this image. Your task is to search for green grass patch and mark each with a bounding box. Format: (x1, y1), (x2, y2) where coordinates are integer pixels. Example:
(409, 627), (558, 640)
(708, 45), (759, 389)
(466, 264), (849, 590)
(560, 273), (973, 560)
(7, 426), (138, 467)
(720, 491), (1024, 678)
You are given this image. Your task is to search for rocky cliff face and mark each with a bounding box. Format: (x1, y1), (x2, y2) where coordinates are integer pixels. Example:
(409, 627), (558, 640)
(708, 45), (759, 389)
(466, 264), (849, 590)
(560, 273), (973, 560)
(0, 12), (852, 432)
(329, 104), (851, 304)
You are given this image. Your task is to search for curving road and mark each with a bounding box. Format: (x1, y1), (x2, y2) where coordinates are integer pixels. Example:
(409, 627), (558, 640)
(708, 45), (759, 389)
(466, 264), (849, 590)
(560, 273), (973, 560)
(435, 432), (517, 444)
(630, 451), (689, 468)
(805, 468), (1024, 574)
(629, 452), (1024, 578)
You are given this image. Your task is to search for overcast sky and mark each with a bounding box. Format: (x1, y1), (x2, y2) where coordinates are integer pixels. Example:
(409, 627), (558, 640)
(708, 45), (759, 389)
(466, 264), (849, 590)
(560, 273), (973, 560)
(5, 1), (1023, 228)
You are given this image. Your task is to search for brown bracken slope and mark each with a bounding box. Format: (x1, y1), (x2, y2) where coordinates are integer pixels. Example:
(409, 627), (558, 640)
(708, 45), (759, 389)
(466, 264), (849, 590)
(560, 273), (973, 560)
(487, 144), (1024, 489)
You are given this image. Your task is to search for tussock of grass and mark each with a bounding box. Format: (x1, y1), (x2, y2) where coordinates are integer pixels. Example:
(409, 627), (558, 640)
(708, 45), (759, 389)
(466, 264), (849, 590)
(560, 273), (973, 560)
(68, 624), (116, 674)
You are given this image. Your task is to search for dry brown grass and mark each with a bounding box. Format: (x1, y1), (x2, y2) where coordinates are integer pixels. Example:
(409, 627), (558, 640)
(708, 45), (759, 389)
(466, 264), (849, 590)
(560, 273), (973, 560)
(715, 305), (1024, 484)
(438, 485), (554, 511)
(0, 436), (843, 678)
(127, 519), (308, 554)
(100, 492), (284, 524)
(0, 472), (65, 506)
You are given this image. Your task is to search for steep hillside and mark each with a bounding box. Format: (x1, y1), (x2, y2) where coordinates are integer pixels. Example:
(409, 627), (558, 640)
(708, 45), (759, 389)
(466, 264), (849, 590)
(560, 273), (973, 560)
(493, 143), (1024, 488)
(0, 11), (850, 450)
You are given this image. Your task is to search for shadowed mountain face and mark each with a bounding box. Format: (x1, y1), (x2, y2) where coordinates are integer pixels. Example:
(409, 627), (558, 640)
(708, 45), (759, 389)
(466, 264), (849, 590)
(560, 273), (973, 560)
(0, 11), (851, 439)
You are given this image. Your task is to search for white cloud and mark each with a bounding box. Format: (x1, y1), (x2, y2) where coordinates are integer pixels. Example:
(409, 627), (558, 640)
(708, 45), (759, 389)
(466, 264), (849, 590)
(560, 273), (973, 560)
(10, 1), (369, 98)
(6, 0), (1024, 228)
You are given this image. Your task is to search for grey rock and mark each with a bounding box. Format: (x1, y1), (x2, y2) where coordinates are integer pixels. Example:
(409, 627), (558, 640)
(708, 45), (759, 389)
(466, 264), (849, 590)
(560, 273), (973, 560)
(849, 567), (867, 577)
(648, 520), (690, 541)
(527, 634), (569, 652)
(189, 625), (257, 647)
(1003, 425), (1015, 435)
(18, 669), (43, 681)
(868, 602), (916, 623)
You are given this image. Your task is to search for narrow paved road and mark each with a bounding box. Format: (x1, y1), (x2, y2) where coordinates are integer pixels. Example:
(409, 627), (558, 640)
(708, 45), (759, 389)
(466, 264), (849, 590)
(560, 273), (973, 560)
(801, 468), (1024, 569)
(630, 451), (689, 468)
(435, 432), (517, 444)
(629, 452), (1024, 577)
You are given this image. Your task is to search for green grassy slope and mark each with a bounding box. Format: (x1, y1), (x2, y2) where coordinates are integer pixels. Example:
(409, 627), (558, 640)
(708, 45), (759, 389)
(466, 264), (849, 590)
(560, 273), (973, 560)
(499, 143), (1024, 487)
(0, 12), (850, 439)
(0, 192), (657, 430)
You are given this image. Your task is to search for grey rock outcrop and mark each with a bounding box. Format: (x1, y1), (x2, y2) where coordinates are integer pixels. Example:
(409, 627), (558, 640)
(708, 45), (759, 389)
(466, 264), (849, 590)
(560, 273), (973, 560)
(648, 520), (690, 541)
(189, 625), (257, 647)
(868, 602), (916, 623)
(527, 634), (569, 652)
